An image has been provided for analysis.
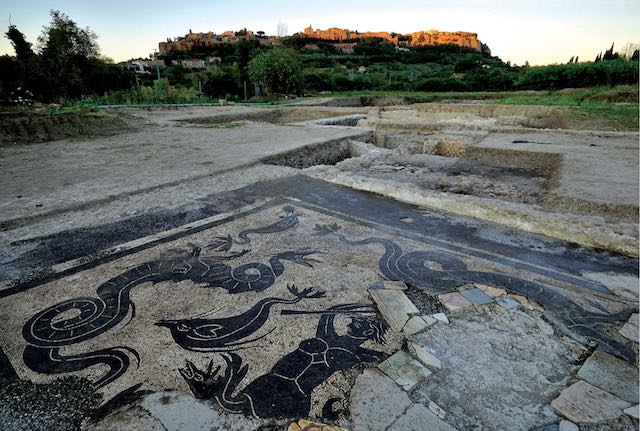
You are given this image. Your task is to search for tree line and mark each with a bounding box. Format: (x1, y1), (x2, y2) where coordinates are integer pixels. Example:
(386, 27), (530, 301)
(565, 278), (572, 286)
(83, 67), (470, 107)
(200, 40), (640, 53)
(0, 10), (133, 102)
(1, 11), (638, 104)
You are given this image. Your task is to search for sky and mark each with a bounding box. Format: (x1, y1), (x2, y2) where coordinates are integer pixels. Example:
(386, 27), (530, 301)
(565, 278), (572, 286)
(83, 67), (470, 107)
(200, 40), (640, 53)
(0, 0), (639, 65)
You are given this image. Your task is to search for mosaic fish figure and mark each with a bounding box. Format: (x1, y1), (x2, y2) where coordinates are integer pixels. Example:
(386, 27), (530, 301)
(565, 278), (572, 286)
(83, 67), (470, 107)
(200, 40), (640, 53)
(156, 284), (325, 351)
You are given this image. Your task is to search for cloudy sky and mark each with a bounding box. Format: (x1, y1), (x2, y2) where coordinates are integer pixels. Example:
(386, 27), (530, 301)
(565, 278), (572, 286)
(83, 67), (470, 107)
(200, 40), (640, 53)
(1, 0), (638, 65)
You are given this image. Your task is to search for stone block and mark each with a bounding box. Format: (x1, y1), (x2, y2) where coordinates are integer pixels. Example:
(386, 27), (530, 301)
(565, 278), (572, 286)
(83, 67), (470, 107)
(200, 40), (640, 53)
(384, 280), (408, 290)
(475, 283), (507, 297)
(460, 288), (494, 305)
(421, 315), (437, 326)
(350, 369), (412, 431)
(370, 289), (419, 331)
(428, 401), (446, 420)
(558, 420), (578, 431)
(411, 343), (442, 369)
(431, 313), (449, 323)
(618, 321), (639, 343)
(623, 404), (639, 419)
(403, 316), (429, 335)
(438, 292), (473, 312)
(140, 391), (262, 431)
(551, 381), (630, 423)
(495, 295), (520, 310)
(577, 350), (639, 403)
(387, 404), (456, 431)
(378, 350), (431, 390)
(511, 294), (543, 312)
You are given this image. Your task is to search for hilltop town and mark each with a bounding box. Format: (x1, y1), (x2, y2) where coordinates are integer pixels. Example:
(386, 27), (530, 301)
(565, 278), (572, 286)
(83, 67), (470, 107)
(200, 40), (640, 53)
(158, 25), (483, 54)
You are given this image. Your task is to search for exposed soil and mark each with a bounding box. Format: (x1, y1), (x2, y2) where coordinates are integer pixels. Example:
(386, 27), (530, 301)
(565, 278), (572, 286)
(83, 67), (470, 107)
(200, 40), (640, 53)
(183, 107), (367, 125)
(337, 153), (549, 205)
(0, 112), (128, 145)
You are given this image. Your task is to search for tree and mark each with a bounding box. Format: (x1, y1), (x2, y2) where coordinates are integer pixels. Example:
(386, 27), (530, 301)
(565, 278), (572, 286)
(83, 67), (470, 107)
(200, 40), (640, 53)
(6, 25), (34, 60)
(248, 48), (302, 95)
(3, 11), (132, 101)
(38, 10), (99, 58)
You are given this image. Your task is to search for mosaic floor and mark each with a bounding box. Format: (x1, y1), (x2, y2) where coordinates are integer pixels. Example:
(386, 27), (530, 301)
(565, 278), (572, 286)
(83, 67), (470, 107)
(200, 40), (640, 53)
(1, 177), (637, 427)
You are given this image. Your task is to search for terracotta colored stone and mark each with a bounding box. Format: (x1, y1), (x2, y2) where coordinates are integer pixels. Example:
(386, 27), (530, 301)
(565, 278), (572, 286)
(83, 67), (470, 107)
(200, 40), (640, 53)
(438, 292), (473, 312)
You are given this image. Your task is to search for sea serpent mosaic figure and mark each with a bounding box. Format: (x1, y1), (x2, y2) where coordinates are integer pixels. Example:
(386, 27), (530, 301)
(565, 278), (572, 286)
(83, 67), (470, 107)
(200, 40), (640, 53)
(21, 206), (318, 388)
(314, 223), (636, 363)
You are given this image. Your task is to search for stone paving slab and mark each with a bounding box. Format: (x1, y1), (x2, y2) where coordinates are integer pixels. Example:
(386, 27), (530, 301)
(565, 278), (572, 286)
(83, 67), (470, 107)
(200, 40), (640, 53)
(349, 369), (412, 431)
(388, 404), (457, 431)
(460, 288), (493, 305)
(475, 284), (506, 297)
(551, 380), (631, 423)
(577, 350), (639, 403)
(438, 292), (473, 312)
(378, 351), (431, 390)
(403, 316), (430, 335)
(623, 404), (639, 419)
(370, 289), (419, 331)
(618, 321), (639, 343)
(495, 295), (520, 310)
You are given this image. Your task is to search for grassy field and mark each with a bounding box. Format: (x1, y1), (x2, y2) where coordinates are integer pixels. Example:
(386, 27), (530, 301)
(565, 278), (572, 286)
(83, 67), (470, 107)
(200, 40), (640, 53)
(327, 85), (639, 130)
(16, 85), (637, 131)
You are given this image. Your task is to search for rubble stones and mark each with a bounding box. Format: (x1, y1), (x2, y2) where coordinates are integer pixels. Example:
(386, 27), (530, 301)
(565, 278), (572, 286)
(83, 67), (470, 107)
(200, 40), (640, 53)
(558, 420), (579, 431)
(428, 401), (447, 420)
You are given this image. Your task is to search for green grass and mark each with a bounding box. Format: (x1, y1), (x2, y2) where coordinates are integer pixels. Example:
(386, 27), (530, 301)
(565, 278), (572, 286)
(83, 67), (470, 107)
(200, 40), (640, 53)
(489, 86), (639, 130)
(315, 85), (639, 130)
